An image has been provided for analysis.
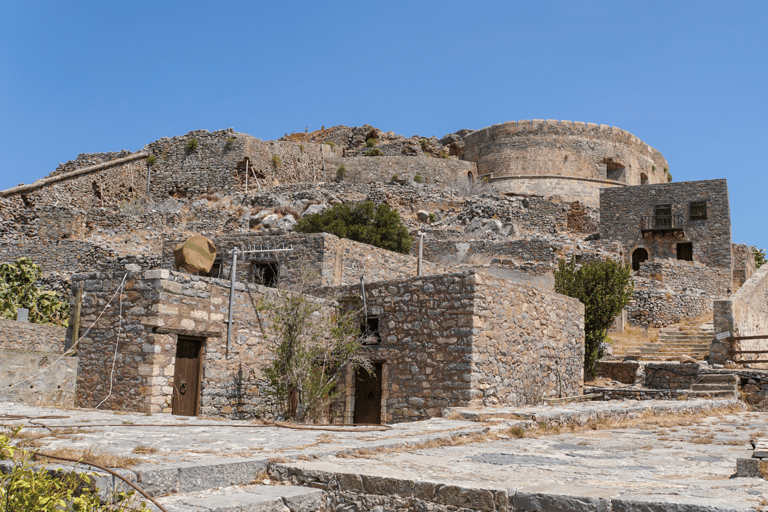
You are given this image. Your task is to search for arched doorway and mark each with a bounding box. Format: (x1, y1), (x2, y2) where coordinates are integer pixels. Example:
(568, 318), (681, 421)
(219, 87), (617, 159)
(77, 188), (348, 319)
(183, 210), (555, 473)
(632, 248), (649, 271)
(640, 173), (649, 185)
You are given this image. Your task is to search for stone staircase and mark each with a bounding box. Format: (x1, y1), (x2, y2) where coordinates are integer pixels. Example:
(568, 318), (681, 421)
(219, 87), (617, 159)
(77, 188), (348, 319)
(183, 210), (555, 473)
(616, 321), (713, 361)
(688, 373), (740, 399)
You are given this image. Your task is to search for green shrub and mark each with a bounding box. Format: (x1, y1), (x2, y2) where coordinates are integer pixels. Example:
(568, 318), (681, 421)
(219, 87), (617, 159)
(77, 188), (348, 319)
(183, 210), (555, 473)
(665, 168), (673, 182)
(272, 154), (282, 167)
(413, 175), (423, 184)
(428, 213), (436, 223)
(225, 137), (235, 148)
(0, 258), (69, 326)
(365, 138), (377, 148)
(367, 148), (383, 157)
(438, 151), (448, 159)
(299, 144), (305, 153)
(390, 174), (399, 181)
(0, 427), (150, 511)
(295, 201), (412, 254)
(186, 138), (198, 151)
(652, 165), (656, 171)
(554, 257), (634, 379)
(146, 154), (156, 166)
(419, 139), (429, 150)
(335, 165), (347, 181)
(324, 141), (336, 147)
(482, 176), (490, 184)
(752, 247), (766, 268)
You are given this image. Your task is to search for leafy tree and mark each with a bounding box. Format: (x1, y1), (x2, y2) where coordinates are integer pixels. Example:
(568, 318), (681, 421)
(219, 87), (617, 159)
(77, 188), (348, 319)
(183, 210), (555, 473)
(0, 258), (69, 326)
(0, 427), (150, 511)
(752, 246), (766, 269)
(294, 201), (412, 254)
(258, 271), (373, 422)
(554, 257), (634, 379)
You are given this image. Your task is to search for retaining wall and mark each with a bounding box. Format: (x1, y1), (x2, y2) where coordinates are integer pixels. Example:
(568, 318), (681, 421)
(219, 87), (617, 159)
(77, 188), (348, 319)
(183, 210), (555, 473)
(326, 156), (477, 187)
(712, 265), (768, 364)
(0, 350), (77, 407)
(0, 318), (66, 353)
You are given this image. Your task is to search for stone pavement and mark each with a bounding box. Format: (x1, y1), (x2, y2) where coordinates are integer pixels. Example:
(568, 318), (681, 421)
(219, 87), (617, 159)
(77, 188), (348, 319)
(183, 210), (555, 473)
(1, 398), (767, 511)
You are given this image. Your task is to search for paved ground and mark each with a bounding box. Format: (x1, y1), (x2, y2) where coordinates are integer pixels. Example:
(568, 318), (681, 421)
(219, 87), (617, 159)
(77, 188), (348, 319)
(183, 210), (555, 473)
(2, 398), (767, 511)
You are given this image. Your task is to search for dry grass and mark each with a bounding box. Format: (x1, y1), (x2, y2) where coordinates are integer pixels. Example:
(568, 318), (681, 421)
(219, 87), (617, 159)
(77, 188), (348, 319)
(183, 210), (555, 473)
(690, 434), (715, 444)
(132, 445), (158, 454)
(609, 324), (659, 356)
(40, 447), (140, 469)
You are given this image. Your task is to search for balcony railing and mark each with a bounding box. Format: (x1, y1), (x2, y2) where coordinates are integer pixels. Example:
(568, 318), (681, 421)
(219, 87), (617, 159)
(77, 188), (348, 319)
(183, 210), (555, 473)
(641, 214), (685, 233)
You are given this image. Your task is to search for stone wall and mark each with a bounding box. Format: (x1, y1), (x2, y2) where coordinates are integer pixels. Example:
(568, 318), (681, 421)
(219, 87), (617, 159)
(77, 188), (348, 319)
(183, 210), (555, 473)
(712, 265), (768, 364)
(326, 156), (477, 187)
(462, 119), (669, 187)
(162, 233), (446, 290)
(732, 243), (756, 290)
(489, 176), (627, 209)
(318, 270), (584, 423)
(0, 350), (77, 407)
(600, 179), (732, 271)
(420, 239), (557, 271)
(73, 269), (338, 418)
(0, 318), (66, 353)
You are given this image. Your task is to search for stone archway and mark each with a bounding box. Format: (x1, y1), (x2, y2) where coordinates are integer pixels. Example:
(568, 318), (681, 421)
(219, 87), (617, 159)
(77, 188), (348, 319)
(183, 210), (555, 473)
(632, 247), (649, 271)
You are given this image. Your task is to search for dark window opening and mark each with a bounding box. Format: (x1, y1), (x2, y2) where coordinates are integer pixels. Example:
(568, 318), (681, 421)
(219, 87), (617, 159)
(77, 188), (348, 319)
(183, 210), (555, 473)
(200, 260), (222, 278)
(654, 204), (672, 228)
(467, 172), (474, 182)
(632, 248), (649, 271)
(252, 262), (279, 288)
(677, 242), (693, 262)
(690, 201), (707, 220)
(360, 317), (381, 344)
(640, 173), (648, 185)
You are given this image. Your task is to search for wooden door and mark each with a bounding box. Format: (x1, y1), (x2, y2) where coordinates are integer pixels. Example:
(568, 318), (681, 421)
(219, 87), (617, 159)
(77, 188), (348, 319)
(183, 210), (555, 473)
(172, 336), (203, 416)
(354, 362), (383, 424)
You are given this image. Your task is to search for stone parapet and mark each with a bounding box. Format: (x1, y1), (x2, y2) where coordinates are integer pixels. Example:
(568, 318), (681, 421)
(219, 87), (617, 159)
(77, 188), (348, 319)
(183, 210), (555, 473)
(0, 318), (66, 353)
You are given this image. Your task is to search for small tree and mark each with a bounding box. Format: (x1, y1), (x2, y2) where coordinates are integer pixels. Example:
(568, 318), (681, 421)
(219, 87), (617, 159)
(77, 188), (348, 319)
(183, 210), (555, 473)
(294, 201), (412, 254)
(0, 258), (69, 326)
(554, 257), (634, 379)
(752, 246), (766, 269)
(259, 272), (372, 422)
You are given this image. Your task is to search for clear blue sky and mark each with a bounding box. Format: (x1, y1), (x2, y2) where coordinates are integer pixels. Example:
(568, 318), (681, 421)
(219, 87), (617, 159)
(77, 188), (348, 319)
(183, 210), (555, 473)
(2, 1), (766, 249)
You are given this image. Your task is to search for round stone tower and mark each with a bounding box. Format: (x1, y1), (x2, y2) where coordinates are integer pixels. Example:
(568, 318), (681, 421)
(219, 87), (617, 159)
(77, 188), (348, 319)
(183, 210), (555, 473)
(461, 120), (669, 207)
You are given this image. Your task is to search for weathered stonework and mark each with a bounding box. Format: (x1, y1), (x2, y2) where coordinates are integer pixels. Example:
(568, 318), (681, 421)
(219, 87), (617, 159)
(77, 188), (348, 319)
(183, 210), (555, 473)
(0, 350), (77, 407)
(600, 179), (732, 271)
(712, 264), (768, 364)
(326, 156), (477, 187)
(0, 318), (66, 353)
(462, 120), (669, 205)
(319, 270), (584, 423)
(72, 268), (338, 417)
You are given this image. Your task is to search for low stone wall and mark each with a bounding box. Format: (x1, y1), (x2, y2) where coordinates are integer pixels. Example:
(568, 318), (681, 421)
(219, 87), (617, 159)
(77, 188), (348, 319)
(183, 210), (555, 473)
(596, 360), (641, 384)
(326, 156), (477, 187)
(712, 265), (768, 364)
(0, 318), (66, 353)
(73, 269), (339, 417)
(644, 363), (700, 389)
(0, 350), (77, 407)
(420, 239), (556, 269)
(489, 175), (626, 209)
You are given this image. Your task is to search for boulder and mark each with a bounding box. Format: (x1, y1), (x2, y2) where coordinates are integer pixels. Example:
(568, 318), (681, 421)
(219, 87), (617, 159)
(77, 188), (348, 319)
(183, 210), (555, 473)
(260, 214), (279, 227)
(276, 215), (296, 230)
(303, 204), (327, 216)
(416, 210), (431, 222)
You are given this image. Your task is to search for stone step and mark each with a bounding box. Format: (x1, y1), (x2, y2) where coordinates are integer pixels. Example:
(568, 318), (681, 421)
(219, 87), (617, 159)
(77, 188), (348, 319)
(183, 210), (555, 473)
(691, 383), (737, 391)
(685, 390), (739, 399)
(698, 373), (739, 384)
(156, 484), (324, 512)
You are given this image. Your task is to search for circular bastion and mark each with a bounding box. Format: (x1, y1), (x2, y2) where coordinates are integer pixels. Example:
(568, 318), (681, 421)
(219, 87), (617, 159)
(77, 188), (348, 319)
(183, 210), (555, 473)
(461, 120), (670, 207)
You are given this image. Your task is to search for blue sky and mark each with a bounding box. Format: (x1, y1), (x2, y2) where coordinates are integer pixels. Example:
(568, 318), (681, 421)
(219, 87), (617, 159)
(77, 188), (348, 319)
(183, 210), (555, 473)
(1, 1), (767, 249)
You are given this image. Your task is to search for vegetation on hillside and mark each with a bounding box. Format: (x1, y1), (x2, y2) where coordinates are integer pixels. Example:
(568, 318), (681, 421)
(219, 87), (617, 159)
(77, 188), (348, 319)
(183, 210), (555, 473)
(294, 201), (412, 254)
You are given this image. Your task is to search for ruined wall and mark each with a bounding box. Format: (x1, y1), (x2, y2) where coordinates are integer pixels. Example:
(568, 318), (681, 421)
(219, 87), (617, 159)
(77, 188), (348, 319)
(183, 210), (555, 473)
(732, 243), (757, 290)
(2, 151), (148, 210)
(319, 271), (584, 423)
(600, 179), (732, 270)
(421, 239), (557, 270)
(0, 350), (77, 408)
(0, 318), (66, 353)
(462, 120), (669, 187)
(489, 176), (627, 209)
(458, 195), (569, 234)
(162, 233), (446, 289)
(73, 269), (337, 417)
(712, 265), (768, 364)
(0, 239), (115, 280)
(626, 259), (731, 328)
(326, 156), (477, 187)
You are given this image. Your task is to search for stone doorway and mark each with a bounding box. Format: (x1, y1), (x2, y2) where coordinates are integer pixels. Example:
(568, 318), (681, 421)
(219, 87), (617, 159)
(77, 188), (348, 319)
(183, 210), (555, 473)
(632, 248), (649, 271)
(354, 362), (383, 424)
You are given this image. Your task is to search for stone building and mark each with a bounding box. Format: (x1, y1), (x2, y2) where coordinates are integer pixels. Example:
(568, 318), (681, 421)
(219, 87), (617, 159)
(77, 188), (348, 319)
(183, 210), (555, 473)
(71, 267), (584, 422)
